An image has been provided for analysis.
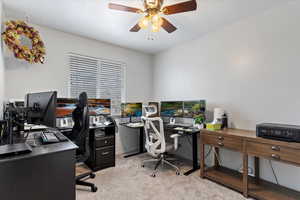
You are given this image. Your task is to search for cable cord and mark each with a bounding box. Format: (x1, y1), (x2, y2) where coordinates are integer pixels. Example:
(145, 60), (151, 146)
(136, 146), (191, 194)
(213, 148), (222, 165)
(204, 146), (213, 160)
(269, 160), (279, 185)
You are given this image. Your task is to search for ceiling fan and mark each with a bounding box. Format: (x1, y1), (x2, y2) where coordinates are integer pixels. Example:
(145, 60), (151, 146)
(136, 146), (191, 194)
(108, 0), (197, 33)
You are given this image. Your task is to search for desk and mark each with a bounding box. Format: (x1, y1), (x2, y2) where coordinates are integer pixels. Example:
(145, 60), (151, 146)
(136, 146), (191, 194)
(165, 124), (200, 176)
(0, 132), (77, 200)
(120, 123), (145, 158)
(200, 128), (300, 200)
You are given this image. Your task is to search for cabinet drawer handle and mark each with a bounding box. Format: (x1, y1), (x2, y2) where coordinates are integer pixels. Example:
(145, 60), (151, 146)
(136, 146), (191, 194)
(104, 140), (108, 144)
(218, 136), (224, 140)
(102, 152), (110, 155)
(271, 146), (280, 151)
(218, 142), (224, 147)
(271, 154), (280, 160)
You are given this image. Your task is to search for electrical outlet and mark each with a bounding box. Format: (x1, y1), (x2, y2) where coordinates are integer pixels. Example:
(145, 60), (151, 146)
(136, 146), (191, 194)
(238, 167), (254, 176)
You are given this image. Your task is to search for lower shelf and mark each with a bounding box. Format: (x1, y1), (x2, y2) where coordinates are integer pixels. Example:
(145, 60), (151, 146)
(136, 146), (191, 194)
(204, 166), (300, 200)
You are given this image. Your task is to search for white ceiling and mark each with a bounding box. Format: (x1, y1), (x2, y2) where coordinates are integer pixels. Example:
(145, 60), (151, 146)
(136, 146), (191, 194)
(3, 0), (293, 54)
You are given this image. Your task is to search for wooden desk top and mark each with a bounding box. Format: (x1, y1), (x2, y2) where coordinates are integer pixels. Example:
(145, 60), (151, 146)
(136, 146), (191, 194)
(202, 128), (300, 149)
(202, 128), (256, 138)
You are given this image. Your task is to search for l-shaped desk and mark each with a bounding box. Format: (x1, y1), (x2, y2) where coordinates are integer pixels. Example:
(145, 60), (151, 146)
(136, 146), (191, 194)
(120, 122), (201, 176)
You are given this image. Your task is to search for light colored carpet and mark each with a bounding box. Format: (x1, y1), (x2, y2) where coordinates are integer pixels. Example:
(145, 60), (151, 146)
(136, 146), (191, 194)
(76, 154), (249, 200)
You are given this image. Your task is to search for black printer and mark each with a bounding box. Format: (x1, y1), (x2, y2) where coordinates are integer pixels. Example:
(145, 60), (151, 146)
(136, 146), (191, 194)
(256, 123), (300, 142)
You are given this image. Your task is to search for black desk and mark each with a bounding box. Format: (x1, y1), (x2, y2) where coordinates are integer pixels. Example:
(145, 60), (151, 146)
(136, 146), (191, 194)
(120, 122), (200, 176)
(120, 123), (145, 158)
(165, 125), (200, 176)
(0, 132), (77, 200)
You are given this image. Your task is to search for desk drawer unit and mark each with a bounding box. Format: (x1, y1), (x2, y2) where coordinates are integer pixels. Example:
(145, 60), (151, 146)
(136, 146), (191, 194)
(95, 136), (115, 148)
(203, 134), (243, 151)
(86, 126), (116, 171)
(96, 146), (115, 169)
(246, 141), (300, 166)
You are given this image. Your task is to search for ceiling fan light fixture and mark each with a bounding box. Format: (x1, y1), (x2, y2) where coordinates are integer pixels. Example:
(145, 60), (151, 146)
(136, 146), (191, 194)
(109, 0), (197, 34)
(151, 24), (160, 32)
(138, 16), (149, 29)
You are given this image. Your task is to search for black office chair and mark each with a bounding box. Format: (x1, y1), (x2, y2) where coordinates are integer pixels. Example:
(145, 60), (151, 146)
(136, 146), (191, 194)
(72, 92), (98, 192)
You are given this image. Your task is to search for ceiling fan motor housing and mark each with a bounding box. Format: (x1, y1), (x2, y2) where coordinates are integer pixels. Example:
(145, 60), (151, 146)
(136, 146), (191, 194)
(144, 0), (164, 10)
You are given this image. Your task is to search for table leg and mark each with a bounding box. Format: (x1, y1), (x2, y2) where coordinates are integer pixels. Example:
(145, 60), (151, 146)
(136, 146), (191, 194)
(184, 132), (200, 176)
(255, 156), (260, 183)
(243, 152), (249, 197)
(200, 136), (205, 178)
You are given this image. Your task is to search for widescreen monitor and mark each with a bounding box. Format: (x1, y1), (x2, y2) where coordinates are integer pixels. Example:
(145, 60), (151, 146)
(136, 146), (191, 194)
(88, 99), (111, 116)
(160, 101), (183, 117)
(121, 103), (143, 118)
(56, 98), (77, 118)
(183, 100), (206, 118)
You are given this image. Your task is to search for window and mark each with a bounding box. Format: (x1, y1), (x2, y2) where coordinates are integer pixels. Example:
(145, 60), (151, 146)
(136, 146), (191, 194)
(69, 53), (125, 115)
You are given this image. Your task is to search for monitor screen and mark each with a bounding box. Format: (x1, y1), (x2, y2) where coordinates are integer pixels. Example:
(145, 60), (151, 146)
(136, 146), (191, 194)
(160, 101), (183, 117)
(183, 100), (206, 118)
(121, 103), (143, 118)
(26, 91), (57, 127)
(56, 98), (77, 118)
(88, 99), (111, 116)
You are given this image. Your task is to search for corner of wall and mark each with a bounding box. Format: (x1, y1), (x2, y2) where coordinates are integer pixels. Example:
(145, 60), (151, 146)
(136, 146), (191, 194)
(0, 1), (4, 119)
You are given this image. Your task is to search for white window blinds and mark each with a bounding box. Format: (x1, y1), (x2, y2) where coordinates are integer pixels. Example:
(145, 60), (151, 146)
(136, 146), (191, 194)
(99, 60), (123, 115)
(69, 53), (125, 115)
(69, 55), (98, 98)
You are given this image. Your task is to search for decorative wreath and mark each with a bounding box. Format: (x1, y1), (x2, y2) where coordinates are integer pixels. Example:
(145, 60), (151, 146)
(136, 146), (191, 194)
(2, 20), (46, 64)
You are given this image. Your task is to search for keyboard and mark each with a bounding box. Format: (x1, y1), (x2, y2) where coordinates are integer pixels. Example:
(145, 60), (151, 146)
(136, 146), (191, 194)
(169, 123), (192, 128)
(41, 130), (68, 144)
(24, 124), (48, 131)
(127, 122), (144, 128)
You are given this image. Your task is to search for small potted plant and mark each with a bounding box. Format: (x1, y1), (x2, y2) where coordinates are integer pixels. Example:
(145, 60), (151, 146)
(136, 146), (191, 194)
(193, 115), (205, 129)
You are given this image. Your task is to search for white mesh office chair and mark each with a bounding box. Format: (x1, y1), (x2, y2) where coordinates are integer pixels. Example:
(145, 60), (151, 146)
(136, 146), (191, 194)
(141, 106), (181, 177)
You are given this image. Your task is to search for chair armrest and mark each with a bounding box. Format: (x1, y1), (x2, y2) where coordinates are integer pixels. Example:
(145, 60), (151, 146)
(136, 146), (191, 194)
(170, 134), (180, 139)
(170, 134), (181, 150)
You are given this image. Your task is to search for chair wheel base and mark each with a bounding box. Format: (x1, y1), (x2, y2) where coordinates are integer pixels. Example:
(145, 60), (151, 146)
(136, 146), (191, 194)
(141, 164), (145, 168)
(91, 186), (98, 192)
(176, 171), (180, 176)
(151, 173), (156, 178)
(90, 173), (96, 179)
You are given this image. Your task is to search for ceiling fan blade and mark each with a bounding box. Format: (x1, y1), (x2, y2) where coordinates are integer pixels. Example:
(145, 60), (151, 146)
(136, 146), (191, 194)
(108, 3), (142, 13)
(163, 0), (197, 15)
(161, 17), (177, 33)
(130, 23), (141, 32)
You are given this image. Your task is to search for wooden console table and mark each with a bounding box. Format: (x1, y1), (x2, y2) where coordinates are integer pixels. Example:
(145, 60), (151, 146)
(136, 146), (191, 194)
(200, 128), (300, 200)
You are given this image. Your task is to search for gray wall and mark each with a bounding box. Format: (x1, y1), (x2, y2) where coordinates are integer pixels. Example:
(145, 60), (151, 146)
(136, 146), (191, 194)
(153, 1), (300, 191)
(3, 22), (153, 155)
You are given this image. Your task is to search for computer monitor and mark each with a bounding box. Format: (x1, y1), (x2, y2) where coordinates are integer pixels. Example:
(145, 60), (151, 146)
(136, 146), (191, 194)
(56, 98), (77, 118)
(121, 103), (143, 118)
(160, 101), (183, 117)
(26, 91), (57, 127)
(88, 99), (111, 116)
(183, 100), (206, 118)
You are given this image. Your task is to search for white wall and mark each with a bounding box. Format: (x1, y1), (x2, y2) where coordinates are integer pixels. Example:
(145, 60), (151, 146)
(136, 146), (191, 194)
(3, 22), (153, 155)
(0, 2), (4, 119)
(4, 24), (153, 102)
(153, 1), (300, 191)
